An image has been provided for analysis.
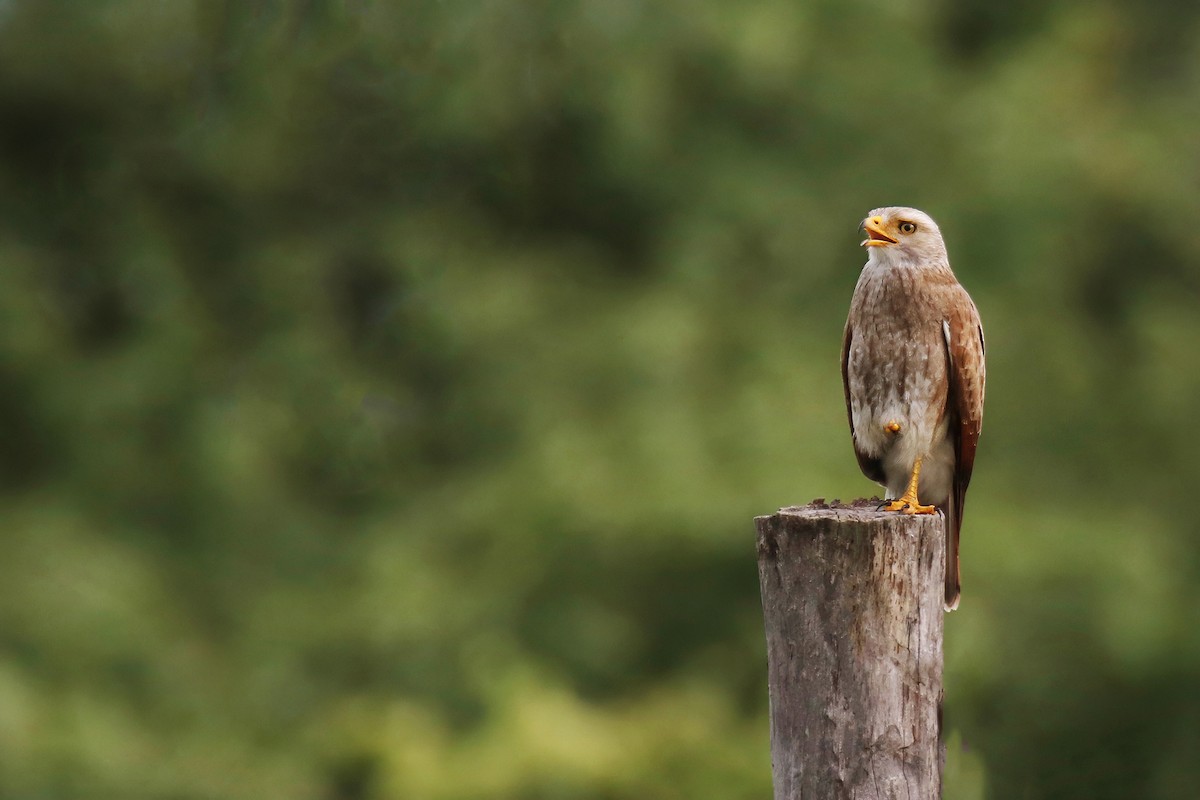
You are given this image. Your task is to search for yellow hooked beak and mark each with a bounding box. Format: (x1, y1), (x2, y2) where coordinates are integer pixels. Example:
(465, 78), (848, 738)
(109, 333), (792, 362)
(861, 216), (897, 247)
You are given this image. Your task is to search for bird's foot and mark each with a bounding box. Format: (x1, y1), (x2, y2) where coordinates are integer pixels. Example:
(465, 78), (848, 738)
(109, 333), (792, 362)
(882, 496), (936, 515)
(883, 457), (934, 514)
(883, 420), (901, 434)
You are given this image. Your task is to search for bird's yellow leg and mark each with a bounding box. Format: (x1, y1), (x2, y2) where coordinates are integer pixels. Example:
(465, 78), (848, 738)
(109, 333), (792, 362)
(882, 457), (937, 515)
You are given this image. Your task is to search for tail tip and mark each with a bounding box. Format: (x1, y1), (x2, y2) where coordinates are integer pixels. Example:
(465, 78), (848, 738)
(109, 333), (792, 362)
(944, 583), (961, 612)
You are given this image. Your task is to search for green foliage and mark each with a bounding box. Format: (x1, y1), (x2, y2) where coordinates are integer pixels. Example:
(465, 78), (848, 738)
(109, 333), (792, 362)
(0, 1), (1198, 797)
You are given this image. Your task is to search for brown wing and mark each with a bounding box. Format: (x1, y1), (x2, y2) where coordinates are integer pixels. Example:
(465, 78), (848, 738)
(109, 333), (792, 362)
(841, 321), (885, 485)
(940, 299), (986, 611)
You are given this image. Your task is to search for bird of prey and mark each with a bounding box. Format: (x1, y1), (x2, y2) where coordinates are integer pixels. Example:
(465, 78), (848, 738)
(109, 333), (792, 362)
(841, 207), (985, 611)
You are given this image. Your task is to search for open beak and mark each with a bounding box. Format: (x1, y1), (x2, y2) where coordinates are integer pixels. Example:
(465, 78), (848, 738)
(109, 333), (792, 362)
(861, 216), (897, 248)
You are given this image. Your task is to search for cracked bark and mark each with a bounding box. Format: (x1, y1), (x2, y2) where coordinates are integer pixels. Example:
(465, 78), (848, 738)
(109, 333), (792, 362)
(755, 505), (944, 799)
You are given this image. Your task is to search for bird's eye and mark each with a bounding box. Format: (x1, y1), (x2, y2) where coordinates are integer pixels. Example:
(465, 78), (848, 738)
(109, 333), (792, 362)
(899, 221), (917, 234)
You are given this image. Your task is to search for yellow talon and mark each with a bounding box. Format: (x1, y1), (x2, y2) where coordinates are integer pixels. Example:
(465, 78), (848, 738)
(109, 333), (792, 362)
(885, 498), (937, 515)
(884, 420), (901, 434)
(882, 457), (937, 515)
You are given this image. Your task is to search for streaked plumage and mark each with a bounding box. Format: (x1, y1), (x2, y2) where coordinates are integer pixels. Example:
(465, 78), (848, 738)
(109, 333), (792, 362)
(841, 207), (985, 611)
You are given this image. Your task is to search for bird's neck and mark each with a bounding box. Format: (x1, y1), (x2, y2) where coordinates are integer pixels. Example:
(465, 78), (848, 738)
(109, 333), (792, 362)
(864, 248), (953, 278)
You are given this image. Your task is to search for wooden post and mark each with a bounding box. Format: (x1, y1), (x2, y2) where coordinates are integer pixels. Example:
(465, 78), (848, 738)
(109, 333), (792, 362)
(755, 503), (945, 799)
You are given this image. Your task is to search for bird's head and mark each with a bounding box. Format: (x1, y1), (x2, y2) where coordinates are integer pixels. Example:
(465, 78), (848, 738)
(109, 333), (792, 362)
(860, 207), (947, 265)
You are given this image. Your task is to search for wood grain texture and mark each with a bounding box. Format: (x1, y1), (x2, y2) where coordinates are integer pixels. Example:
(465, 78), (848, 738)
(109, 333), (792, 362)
(755, 505), (944, 799)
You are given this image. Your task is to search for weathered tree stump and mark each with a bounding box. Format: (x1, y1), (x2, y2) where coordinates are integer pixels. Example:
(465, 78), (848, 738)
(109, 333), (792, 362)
(755, 503), (945, 799)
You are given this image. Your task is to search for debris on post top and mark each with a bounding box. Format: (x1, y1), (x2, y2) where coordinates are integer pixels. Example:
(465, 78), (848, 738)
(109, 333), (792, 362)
(755, 500), (945, 800)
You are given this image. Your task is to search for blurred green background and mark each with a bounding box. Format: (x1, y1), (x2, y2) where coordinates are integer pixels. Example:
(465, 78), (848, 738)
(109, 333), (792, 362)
(1, 1), (1198, 797)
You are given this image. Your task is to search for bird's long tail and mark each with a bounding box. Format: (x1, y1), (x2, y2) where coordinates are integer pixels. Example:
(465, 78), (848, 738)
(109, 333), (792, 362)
(944, 495), (962, 611)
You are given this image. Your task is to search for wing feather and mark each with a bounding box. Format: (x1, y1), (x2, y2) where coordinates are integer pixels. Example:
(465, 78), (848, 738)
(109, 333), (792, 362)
(940, 299), (986, 610)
